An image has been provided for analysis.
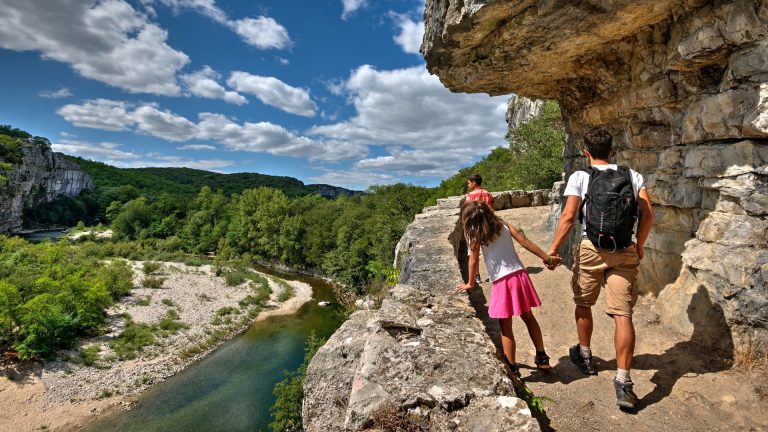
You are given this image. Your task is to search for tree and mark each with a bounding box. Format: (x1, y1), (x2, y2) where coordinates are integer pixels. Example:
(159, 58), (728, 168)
(235, 187), (290, 259)
(111, 197), (152, 239)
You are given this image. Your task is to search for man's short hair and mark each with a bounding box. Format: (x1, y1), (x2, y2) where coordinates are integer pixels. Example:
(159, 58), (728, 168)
(468, 173), (483, 186)
(583, 128), (613, 160)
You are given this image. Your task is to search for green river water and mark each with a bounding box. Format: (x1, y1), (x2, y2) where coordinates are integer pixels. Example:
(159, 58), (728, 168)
(83, 266), (343, 432)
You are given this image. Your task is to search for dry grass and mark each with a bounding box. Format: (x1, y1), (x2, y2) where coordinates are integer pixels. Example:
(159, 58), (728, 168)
(368, 404), (425, 432)
(733, 337), (767, 371)
(332, 285), (359, 316)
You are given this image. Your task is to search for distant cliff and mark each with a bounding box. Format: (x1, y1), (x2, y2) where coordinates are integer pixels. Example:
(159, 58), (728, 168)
(306, 183), (363, 199)
(0, 146), (92, 233)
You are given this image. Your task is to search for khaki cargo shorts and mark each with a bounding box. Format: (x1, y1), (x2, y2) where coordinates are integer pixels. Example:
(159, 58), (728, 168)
(571, 239), (640, 317)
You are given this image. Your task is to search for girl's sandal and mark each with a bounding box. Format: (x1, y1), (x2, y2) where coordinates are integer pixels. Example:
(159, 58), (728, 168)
(535, 353), (552, 371)
(503, 358), (522, 378)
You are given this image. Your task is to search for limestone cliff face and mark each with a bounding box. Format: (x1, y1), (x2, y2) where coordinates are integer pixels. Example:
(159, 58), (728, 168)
(423, 0), (768, 351)
(506, 95), (543, 129)
(303, 191), (550, 431)
(0, 147), (93, 233)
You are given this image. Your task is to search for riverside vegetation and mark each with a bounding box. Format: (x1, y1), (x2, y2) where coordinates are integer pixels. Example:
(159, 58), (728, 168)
(0, 105), (564, 429)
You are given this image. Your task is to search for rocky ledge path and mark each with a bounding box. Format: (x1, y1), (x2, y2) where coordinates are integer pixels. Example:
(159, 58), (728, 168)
(491, 206), (767, 431)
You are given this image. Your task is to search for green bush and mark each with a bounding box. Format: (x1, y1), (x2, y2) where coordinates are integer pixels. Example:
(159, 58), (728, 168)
(216, 306), (237, 317)
(156, 309), (188, 336)
(142, 261), (162, 275)
(109, 319), (155, 360)
(137, 297), (151, 306)
(141, 276), (165, 289)
(276, 279), (295, 302)
(77, 344), (101, 367)
(0, 238), (135, 359)
(224, 270), (248, 286)
(15, 295), (79, 359)
(160, 298), (174, 307)
(99, 260), (134, 299)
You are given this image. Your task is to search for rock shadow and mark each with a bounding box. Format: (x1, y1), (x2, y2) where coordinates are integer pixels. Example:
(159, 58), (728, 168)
(631, 286), (733, 411)
(527, 286), (734, 412)
(1, 358), (42, 386)
(457, 236), (503, 355)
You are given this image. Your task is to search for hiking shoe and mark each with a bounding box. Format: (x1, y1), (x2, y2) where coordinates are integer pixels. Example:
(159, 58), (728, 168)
(614, 379), (639, 410)
(569, 344), (597, 375)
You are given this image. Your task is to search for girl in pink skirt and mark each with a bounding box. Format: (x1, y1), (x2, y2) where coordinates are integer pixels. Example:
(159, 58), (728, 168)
(457, 200), (561, 377)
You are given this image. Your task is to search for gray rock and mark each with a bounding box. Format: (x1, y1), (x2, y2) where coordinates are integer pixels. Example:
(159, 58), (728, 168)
(0, 147), (92, 233)
(506, 95), (543, 129)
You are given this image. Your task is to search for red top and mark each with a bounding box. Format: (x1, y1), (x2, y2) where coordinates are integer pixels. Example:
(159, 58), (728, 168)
(466, 188), (494, 208)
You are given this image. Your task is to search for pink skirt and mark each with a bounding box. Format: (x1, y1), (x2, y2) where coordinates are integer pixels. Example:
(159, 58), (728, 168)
(488, 269), (542, 318)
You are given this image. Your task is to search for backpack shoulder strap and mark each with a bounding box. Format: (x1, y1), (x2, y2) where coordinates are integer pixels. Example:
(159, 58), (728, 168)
(616, 165), (635, 195)
(578, 167), (597, 224)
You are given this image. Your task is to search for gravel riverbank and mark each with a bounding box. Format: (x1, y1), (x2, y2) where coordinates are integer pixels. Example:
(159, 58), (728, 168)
(0, 261), (313, 432)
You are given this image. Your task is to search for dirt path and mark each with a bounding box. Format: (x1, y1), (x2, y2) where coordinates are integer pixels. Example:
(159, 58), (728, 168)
(477, 206), (767, 432)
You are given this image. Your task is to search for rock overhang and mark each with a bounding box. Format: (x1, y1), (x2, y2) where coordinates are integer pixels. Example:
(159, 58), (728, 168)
(423, 0), (705, 98)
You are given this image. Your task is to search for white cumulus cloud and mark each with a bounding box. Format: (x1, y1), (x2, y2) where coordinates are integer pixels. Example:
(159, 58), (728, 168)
(132, 104), (198, 141)
(341, 0), (368, 20)
(57, 99), (134, 131)
(0, 0), (189, 95)
(309, 169), (396, 191)
(180, 66), (247, 105)
(392, 14), (424, 54)
(53, 138), (234, 170)
(52, 140), (139, 162)
(231, 17), (291, 50)
(38, 87), (73, 99)
(227, 72), (317, 117)
(177, 144), (217, 151)
(308, 65), (509, 177)
(57, 99), (365, 162)
(150, 0), (291, 49)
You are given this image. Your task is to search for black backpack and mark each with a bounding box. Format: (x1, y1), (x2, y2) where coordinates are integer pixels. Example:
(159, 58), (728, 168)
(579, 166), (638, 252)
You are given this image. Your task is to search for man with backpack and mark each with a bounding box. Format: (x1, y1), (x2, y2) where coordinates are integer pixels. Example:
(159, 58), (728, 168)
(548, 128), (654, 410)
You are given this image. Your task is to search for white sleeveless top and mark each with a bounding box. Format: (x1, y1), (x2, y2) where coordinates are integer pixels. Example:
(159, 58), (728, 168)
(470, 224), (525, 282)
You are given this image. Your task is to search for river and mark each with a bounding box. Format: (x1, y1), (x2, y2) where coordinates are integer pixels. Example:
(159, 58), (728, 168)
(17, 229), (68, 242)
(83, 266), (343, 432)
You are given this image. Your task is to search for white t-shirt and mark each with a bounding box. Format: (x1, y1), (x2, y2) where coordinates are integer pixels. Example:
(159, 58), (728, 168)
(563, 164), (645, 236)
(469, 224), (524, 282)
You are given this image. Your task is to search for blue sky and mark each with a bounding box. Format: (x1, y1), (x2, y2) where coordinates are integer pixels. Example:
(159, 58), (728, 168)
(0, 0), (509, 190)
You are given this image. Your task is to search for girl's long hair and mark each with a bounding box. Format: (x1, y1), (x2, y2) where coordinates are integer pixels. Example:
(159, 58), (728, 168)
(461, 200), (504, 246)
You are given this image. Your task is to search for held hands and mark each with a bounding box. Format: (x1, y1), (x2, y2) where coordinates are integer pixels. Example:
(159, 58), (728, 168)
(544, 252), (562, 270)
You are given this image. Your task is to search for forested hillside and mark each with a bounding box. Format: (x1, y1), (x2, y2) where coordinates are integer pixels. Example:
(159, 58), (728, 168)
(67, 158), (358, 199)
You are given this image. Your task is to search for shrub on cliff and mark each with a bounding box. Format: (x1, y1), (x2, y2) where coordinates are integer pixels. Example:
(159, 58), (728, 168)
(270, 332), (326, 432)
